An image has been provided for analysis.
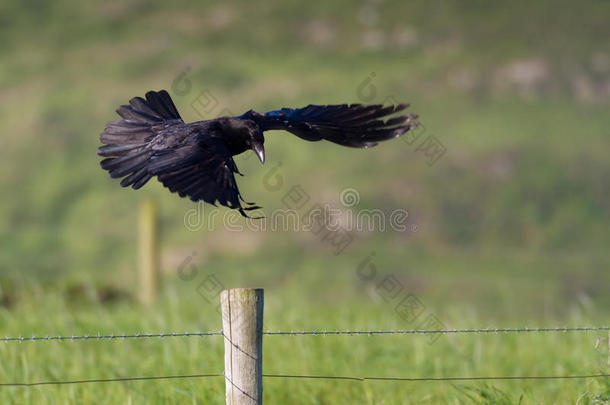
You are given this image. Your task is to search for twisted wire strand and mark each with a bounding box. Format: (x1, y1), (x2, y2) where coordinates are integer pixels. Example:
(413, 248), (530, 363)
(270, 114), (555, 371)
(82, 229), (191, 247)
(264, 373), (610, 382)
(0, 331), (221, 342)
(0, 374), (223, 387)
(0, 373), (607, 387)
(1, 326), (608, 342)
(263, 326), (610, 336)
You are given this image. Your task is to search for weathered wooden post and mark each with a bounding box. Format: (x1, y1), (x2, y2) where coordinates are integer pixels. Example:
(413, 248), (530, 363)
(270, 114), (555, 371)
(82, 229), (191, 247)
(220, 288), (264, 405)
(137, 198), (159, 305)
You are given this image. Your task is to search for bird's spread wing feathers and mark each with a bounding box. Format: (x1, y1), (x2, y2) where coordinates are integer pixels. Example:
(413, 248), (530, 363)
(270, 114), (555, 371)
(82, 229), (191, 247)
(243, 103), (418, 148)
(98, 90), (258, 217)
(98, 90), (183, 189)
(152, 139), (260, 217)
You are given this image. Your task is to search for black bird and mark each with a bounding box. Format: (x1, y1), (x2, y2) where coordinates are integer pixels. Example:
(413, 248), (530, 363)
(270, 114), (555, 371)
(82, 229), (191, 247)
(98, 90), (418, 217)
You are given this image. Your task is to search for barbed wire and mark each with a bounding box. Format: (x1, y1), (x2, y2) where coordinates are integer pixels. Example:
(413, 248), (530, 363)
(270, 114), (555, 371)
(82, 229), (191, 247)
(1, 326), (608, 342)
(0, 331), (221, 342)
(1, 372), (607, 387)
(263, 326), (610, 336)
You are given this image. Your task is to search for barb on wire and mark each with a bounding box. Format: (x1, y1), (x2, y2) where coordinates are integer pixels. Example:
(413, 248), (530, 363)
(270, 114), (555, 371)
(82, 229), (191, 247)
(220, 330), (258, 361)
(224, 373), (258, 402)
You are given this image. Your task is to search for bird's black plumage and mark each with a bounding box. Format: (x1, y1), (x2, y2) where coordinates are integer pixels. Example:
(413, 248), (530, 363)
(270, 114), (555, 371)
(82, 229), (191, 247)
(98, 90), (418, 217)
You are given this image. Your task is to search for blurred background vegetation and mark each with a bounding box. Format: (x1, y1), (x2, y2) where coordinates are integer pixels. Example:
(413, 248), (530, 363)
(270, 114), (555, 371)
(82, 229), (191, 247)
(0, 0), (609, 403)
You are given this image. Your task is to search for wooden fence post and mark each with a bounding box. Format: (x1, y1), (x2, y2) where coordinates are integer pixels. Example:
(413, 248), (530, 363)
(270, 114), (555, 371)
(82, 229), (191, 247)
(220, 288), (264, 405)
(138, 198), (159, 305)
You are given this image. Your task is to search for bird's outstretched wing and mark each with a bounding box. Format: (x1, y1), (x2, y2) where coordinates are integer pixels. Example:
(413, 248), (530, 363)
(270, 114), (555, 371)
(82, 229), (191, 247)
(242, 103), (418, 148)
(98, 90), (259, 217)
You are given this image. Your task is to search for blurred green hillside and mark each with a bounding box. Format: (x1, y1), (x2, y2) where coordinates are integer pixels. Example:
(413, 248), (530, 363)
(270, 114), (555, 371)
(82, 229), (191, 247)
(1, 0), (608, 279)
(0, 1), (609, 402)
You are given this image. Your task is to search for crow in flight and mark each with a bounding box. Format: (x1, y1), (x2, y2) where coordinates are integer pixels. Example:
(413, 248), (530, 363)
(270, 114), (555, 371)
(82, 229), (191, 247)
(98, 90), (418, 217)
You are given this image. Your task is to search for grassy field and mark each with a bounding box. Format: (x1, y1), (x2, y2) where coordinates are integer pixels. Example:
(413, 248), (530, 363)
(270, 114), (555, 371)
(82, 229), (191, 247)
(0, 257), (609, 404)
(1, 0), (609, 403)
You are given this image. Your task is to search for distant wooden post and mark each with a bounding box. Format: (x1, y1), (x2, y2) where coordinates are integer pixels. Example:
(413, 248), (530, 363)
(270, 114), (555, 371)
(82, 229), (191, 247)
(220, 288), (264, 405)
(138, 199), (159, 305)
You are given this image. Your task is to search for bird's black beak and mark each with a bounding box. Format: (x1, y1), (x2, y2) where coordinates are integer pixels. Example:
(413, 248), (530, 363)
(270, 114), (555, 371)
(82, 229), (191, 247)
(252, 142), (265, 164)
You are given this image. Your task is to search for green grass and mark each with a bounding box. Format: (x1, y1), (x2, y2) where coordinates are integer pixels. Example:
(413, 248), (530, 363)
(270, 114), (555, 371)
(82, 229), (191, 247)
(1, 249), (609, 403)
(1, 0), (610, 402)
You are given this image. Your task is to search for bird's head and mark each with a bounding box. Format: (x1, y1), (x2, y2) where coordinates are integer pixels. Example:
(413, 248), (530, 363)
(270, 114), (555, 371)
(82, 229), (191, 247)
(218, 117), (265, 164)
(246, 122), (265, 164)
